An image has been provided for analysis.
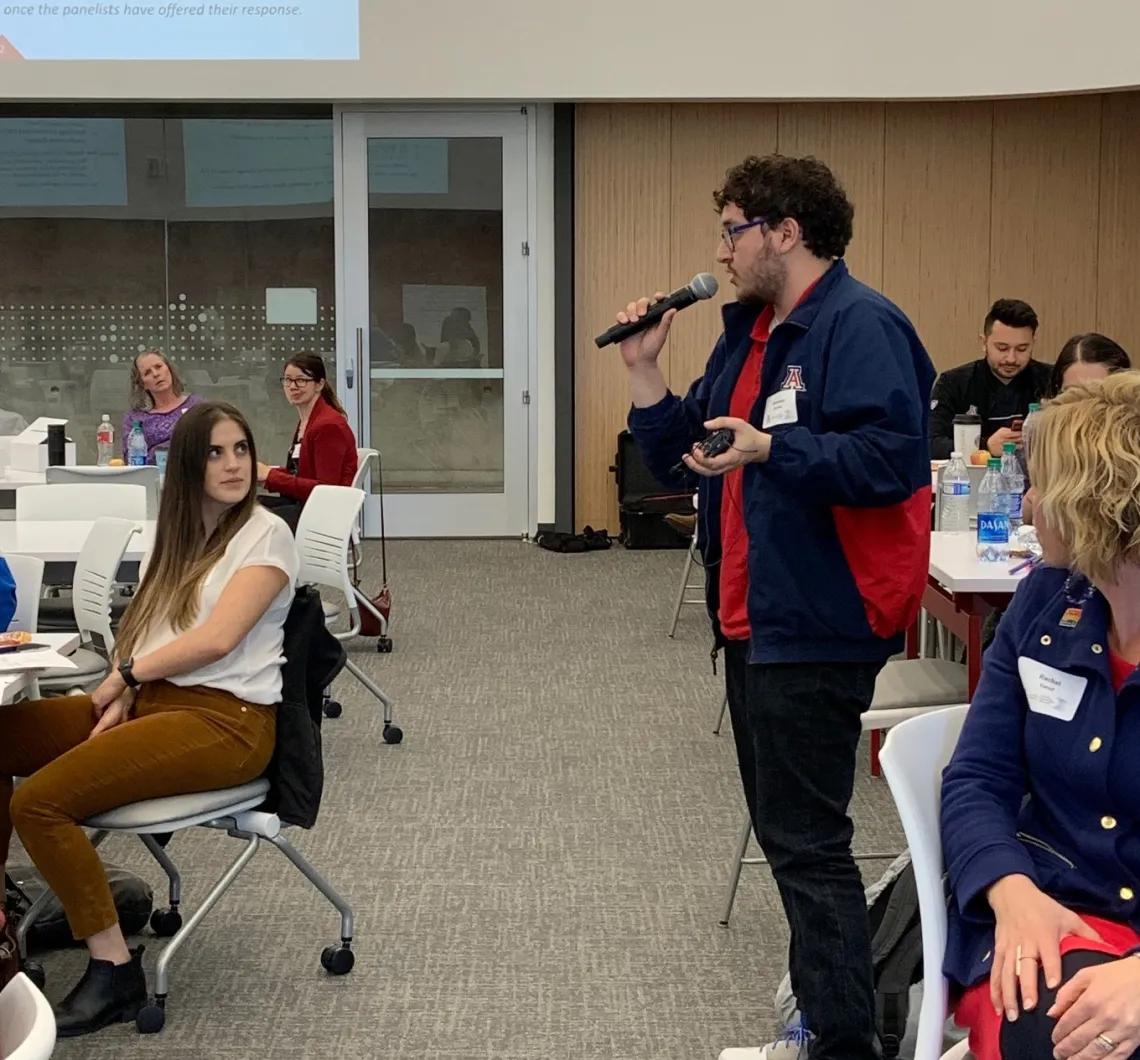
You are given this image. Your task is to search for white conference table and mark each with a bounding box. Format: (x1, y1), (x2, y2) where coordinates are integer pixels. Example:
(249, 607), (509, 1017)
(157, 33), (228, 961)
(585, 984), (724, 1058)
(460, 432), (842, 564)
(0, 520), (154, 563)
(922, 531), (1029, 695)
(0, 632), (82, 705)
(0, 469), (46, 489)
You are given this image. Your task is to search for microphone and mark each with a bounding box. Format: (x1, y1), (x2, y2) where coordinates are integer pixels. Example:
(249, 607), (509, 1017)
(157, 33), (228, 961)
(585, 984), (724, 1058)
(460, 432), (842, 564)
(594, 273), (719, 349)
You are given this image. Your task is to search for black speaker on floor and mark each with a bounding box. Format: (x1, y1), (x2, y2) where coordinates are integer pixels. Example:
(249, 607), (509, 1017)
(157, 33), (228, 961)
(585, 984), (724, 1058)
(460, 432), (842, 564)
(610, 431), (693, 550)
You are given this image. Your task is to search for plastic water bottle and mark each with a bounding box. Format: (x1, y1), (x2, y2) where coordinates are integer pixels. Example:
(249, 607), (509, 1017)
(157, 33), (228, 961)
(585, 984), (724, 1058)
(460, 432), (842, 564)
(940, 452), (972, 533)
(1001, 441), (1025, 532)
(96, 415), (114, 466)
(127, 422), (148, 467)
(976, 458), (1011, 562)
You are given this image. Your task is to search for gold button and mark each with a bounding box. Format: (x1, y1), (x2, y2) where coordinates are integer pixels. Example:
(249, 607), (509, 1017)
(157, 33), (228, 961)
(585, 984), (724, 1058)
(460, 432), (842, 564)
(1090, 737), (1103, 752)
(1092, 644), (1104, 654)
(1121, 887), (1134, 901)
(1041, 635), (1052, 646)
(1102, 816), (1118, 830)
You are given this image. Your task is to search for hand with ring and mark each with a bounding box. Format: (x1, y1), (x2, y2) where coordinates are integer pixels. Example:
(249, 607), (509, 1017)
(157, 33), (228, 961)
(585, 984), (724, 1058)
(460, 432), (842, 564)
(986, 874), (1103, 1020)
(1050, 957), (1140, 1058)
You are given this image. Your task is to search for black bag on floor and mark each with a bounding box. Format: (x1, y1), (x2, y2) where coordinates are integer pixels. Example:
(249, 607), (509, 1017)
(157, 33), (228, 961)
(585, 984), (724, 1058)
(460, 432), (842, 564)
(611, 431), (693, 550)
(5, 864), (154, 953)
(869, 860), (925, 1060)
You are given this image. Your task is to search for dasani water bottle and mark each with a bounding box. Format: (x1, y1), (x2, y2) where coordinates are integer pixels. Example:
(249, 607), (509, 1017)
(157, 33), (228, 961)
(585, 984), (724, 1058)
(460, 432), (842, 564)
(976, 458), (1011, 562)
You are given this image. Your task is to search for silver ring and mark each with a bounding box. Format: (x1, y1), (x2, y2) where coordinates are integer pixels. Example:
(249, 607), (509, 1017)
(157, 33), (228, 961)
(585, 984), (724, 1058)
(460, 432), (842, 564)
(1096, 1033), (1117, 1052)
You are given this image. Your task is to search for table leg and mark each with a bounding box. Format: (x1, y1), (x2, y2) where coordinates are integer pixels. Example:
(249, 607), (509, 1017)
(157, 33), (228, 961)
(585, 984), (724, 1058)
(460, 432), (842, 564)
(967, 613), (984, 697)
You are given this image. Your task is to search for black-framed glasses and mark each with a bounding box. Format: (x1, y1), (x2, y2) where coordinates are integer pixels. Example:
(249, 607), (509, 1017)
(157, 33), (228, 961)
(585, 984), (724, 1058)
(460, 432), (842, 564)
(720, 219), (766, 250)
(280, 375), (315, 389)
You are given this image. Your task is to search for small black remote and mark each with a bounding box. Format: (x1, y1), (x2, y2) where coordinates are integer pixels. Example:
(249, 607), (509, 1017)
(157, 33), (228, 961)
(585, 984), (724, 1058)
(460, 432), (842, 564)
(670, 428), (736, 476)
(697, 428), (735, 459)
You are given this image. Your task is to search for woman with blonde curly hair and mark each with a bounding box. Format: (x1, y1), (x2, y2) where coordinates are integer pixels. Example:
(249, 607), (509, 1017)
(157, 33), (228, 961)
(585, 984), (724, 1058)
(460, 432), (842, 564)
(941, 371), (1140, 1060)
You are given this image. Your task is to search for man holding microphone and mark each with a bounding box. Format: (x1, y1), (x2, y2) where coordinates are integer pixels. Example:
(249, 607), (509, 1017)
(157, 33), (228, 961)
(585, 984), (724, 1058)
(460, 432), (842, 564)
(620, 155), (935, 1060)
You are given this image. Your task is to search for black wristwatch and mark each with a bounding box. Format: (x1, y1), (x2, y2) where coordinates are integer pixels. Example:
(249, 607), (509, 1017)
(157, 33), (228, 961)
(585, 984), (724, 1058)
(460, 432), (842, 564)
(117, 658), (140, 689)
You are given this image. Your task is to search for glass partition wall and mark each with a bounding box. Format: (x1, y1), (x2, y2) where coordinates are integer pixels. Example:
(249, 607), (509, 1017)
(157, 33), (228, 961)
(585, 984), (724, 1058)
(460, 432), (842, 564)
(0, 111), (335, 466)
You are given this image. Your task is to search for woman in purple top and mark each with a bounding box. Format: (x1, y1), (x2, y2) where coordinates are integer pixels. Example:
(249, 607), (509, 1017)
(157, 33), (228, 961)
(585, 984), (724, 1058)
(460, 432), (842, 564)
(121, 351), (204, 464)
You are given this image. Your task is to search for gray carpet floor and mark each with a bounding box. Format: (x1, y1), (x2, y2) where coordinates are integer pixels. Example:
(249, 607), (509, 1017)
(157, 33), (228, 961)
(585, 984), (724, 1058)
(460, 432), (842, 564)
(32, 539), (905, 1060)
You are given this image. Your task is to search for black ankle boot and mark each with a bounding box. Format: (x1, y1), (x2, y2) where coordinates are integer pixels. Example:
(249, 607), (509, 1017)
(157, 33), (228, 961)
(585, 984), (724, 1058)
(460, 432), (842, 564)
(54, 945), (146, 1038)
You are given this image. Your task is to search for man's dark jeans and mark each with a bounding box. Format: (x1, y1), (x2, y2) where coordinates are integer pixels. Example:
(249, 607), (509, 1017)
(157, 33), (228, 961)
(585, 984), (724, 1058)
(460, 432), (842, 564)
(723, 640), (883, 1060)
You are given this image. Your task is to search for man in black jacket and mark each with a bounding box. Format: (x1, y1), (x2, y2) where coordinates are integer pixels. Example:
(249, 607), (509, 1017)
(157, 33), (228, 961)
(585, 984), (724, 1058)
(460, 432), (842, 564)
(928, 298), (1052, 460)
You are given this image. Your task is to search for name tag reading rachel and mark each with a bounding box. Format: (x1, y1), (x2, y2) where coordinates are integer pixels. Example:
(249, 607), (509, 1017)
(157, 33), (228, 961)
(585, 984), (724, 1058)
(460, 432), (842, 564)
(1018, 657), (1087, 721)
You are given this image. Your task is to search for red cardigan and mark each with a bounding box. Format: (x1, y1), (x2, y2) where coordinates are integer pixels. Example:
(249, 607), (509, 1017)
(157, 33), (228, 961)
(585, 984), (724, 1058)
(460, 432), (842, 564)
(265, 398), (358, 503)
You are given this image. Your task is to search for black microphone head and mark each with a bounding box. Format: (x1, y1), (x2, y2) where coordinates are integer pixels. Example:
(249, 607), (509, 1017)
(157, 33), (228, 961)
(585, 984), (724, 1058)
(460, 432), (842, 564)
(688, 273), (719, 300)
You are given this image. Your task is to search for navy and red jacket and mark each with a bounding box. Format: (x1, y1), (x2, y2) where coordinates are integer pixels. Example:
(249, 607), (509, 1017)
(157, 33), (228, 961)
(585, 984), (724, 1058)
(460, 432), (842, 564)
(628, 259), (936, 665)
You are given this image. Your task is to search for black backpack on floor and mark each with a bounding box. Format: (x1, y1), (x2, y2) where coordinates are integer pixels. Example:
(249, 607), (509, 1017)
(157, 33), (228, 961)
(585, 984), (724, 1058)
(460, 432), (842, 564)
(5, 865), (153, 953)
(869, 860), (926, 1059)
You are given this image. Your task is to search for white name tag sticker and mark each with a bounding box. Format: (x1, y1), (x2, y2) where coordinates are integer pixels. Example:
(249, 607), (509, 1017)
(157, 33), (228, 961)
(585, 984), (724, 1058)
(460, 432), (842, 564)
(762, 390), (798, 429)
(1018, 657), (1088, 721)
(291, 444), (301, 460)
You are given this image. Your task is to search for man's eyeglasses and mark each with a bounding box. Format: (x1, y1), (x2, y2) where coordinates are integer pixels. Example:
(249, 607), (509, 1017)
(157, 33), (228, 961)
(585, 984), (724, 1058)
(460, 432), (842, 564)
(280, 375), (315, 389)
(720, 219), (767, 250)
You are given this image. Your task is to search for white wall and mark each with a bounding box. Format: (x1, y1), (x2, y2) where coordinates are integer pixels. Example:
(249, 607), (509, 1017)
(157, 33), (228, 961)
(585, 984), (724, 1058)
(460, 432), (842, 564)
(5, 0), (1140, 101)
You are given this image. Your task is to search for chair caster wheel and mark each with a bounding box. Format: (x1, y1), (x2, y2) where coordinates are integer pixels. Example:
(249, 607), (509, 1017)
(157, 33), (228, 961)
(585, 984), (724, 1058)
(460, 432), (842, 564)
(136, 1000), (166, 1034)
(323, 700), (343, 719)
(382, 724), (403, 745)
(321, 944), (354, 976)
(22, 961), (45, 990)
(376, 636), (393, 653)
(150, 907), (182, 937)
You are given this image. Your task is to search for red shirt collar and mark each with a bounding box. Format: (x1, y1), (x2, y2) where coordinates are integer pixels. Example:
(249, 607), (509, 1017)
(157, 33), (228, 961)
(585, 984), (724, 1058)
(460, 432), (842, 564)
(748, 276), (823, 342)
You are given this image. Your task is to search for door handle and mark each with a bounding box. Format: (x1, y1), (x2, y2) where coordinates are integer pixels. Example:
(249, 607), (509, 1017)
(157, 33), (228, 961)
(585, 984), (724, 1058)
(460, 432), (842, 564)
(354, 326), (365, 426)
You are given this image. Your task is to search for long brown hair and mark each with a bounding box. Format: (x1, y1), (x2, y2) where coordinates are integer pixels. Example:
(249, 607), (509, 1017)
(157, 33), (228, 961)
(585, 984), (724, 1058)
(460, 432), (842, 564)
(129, 350), (187, 411)
(287, 353), (346, 415)
(115, 402), (259, 661)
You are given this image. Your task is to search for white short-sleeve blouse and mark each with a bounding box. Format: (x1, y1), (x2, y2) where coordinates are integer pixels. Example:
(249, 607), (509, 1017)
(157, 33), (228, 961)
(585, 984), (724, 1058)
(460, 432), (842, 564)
(135, 506), (299, 705)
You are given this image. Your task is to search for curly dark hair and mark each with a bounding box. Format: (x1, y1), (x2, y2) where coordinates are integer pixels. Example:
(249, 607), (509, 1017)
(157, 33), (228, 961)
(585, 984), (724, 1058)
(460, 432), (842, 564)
(713, 155), (854, 260)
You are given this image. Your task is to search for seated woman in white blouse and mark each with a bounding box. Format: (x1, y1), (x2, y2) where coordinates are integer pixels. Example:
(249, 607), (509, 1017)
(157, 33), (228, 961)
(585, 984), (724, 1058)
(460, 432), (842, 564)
(0, 401), (299, 1039)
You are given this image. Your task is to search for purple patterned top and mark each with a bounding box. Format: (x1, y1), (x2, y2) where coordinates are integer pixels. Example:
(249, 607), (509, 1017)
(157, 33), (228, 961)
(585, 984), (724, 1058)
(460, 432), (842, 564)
(122, 394), (204, 464)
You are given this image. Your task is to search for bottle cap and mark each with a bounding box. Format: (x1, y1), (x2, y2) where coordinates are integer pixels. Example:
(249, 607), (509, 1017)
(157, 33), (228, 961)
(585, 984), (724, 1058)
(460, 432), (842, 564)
(988, 457), (1001, 468)
(950, 451), (961, 458)
(1002, 442), (1016, 452)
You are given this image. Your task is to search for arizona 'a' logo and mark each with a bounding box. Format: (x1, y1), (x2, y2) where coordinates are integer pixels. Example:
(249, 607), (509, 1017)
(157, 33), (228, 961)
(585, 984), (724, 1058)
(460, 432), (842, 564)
(781, 365), (806, 391)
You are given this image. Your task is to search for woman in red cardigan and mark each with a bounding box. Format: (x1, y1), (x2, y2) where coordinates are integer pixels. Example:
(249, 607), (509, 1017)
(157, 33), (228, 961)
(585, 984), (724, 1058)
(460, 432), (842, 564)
(257, 353), (358, 531)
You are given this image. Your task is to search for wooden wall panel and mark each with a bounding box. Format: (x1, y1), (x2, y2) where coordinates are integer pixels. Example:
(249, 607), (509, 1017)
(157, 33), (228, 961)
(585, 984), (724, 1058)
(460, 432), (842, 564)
(573, 93), (1140, 530)
(1096, 93), (1140, 357)
(574, 104), (672, 532)
(776, 103), (886, 289)
(665, 104), (778, 391)
(882, 102), (994, 373)
(989, 96), (1102, 360)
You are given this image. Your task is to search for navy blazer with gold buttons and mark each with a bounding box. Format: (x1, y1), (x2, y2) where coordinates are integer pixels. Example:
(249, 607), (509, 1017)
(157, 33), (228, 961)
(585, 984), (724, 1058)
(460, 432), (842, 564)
(941, 563), (1140, 989)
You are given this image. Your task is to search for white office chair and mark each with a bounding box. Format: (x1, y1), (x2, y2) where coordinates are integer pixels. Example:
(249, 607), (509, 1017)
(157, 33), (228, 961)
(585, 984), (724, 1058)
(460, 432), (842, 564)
(295, 485), (401, 743)
(16, 483), (147, 522)
(45, 465), (161, 519)
(0, 971), (56, 1060)
(35, 518), (141, 694)
(718, 703), (967, 927)
(880, 705), (972, 1060)
(352, 448), (377, 493)
(5, 554), (45, 635)
(15, 784), (355, 1034)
